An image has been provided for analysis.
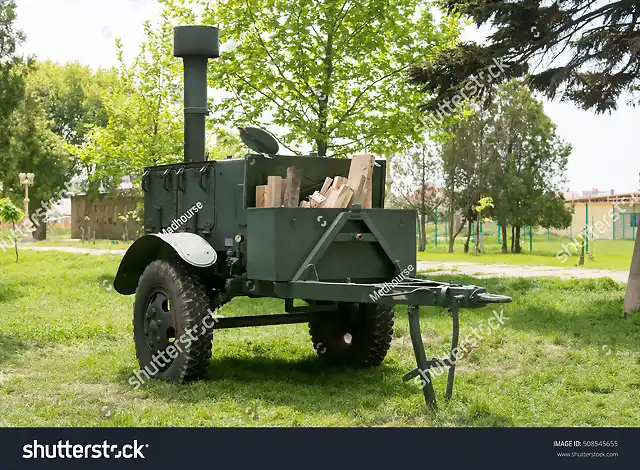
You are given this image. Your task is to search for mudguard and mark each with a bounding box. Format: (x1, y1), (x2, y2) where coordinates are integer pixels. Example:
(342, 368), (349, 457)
(113, 233), (217, 295)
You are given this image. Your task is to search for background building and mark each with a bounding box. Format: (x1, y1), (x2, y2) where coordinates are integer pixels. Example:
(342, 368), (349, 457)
(557, 192), (639, 240)
(70, 192), (142, 240)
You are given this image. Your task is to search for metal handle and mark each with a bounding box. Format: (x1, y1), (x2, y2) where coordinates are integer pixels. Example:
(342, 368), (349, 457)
(162, 169), (172, 191)
(141, 170), (150, 192)
(474, 293), (512, 304)
(176, 167), (185, 192)
(199, 165), (210, 191)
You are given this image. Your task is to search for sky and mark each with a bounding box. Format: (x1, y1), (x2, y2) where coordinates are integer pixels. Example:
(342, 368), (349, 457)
(14, 0), (640, 194)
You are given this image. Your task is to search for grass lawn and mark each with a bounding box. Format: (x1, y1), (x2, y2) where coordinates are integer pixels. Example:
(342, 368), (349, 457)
(417, 230), (635, 272)
(0, 250), (638, 427)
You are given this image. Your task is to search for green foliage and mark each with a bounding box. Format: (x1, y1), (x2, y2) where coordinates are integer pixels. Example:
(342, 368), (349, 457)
(440, 80), (572, 252)
(163, 0), (461, 156)
(75, 15), (184, 189)
(0, 198), (22, 225)
(413, 0), (640, 113)
(2, 62), (72, 221)
(390, 143), (441, 251)
(475, 196), (494, 213)
(208, 128), (247, 160)
(26, 62), (114, 147)
(0, 1), (28, 189)
(0, 197), (22, 261)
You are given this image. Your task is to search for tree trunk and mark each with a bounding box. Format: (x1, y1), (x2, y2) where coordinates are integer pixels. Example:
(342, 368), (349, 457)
(448, 214), (455, 253)
(474, 212), (481, 255)
(418, 211), (427, 252)
(32, 215), (47, 241)
(514, 225), (522, 253)
(416, 213), (424, 252)
(510, 226), (515, 253)
(624, 226), (640, 315)
(12, 222), (18, 262)
(501, 224), (508, 253)
(464, 218), (471, 253)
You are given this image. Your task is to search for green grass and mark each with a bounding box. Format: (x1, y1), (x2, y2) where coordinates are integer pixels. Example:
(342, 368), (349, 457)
(418, 227), (635, 271)
(0, 250), (638, 427)
(0, 226), (133, 251)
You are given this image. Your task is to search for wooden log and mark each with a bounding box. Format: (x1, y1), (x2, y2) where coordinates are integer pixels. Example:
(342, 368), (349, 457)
(323, 185), (354, 208)
(332, 176), (348, 190)
(320, 188), (338, 208)
(348, 154), (375, 208)
(334, 186), (354, 209)
(255, 185), (268, 208)
(309, 191), (326, 208)
(349, 174), (367, 207)
(283, 167), (302, 207)
(320, 177), (333, 195)
(267, 176), (283, 207)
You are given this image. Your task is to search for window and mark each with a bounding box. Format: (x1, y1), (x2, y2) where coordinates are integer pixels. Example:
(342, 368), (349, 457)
(631, 213), (638, 228)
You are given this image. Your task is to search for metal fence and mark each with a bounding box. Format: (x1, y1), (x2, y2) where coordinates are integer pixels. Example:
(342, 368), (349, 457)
(613, 212), (638, 240)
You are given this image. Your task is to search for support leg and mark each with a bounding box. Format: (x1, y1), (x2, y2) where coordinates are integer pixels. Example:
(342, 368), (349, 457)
(407, 304), (437, 409)
(446, 296), (461, 399)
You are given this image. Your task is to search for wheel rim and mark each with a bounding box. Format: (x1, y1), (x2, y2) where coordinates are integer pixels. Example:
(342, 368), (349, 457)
(143, 288), (177, 364)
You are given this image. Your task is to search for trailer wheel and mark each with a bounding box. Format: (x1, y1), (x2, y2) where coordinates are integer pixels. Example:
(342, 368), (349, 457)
(308, 303), (394, 367)
(133, 259), (214, 382)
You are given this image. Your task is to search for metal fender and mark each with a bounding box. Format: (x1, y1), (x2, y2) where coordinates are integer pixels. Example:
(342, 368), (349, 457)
(113, 233), (217, 295)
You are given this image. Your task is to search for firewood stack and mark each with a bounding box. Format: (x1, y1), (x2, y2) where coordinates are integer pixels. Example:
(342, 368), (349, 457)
(255, 154), (375, 209)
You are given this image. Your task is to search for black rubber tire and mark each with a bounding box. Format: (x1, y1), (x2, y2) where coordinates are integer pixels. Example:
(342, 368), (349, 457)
(308, 303), (394, 367)
(133, 259), (213, 382)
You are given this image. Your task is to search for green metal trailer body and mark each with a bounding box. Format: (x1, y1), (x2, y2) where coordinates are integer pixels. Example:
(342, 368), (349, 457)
(113, 24), (512, 412)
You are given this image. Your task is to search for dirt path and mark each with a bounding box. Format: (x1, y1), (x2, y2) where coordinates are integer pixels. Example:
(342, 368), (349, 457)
(20, 245), (628, 282)
(416, 260), (628, 283)
(21, 246), (127, 256)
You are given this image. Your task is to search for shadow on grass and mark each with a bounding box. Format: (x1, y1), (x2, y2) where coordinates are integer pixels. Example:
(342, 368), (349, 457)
(425, 274), (639, 352)
(115, 356), (517, 426)
(507, 299), (640, 352)
(116, 356), (423, 416)
(0, 281), (22, 304)
(0, 333), (33, 366)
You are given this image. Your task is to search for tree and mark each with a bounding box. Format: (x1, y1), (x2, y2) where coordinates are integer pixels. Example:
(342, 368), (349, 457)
(486, 80), (572, 253)
(390, 143), (441, 252)
(410, 0), (640, 312)
(162, 0), (461, 157)
(2, 62), (72, 240)
(0, 198), (23, 262)
(437, 80), (571, 254)
(26, 62), (113, 147)
(439, 106), (490, 253)
(208, 128), (247, 160)
(75, 16), (184, 190)
(474, 196), (494, 255)
(0, 1), (28, 190)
